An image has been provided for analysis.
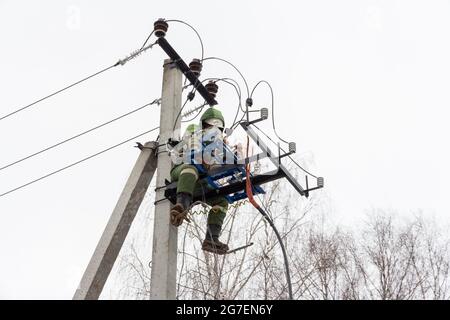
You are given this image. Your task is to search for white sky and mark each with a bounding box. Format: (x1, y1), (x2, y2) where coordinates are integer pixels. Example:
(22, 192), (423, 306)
(1, 0), (450, 299)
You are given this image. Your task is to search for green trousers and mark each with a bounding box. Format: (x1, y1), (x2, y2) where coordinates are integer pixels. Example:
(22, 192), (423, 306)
(170, 164), (228, 226)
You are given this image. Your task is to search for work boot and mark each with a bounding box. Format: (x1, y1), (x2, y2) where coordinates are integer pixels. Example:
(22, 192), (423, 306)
(170, 192), (192, 227)
(202, 224), (229, 254)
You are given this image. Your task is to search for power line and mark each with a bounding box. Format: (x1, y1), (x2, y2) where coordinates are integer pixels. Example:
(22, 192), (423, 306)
(245, 136), (293, 300)
(178, 77), (243, 127)
(0, 64), (116, 122)
(184, 77), (243, 129)
(140, 30), (155, 50)
(231, 112), (247, 131)
(202, 57), (250, 99)
(200, 77), (243, 110)
(219, 78), (243, 129)
(217, 77), (243, 129)
(1, 41), (158, 123)
(256, 197), (293, 300)
(172, 74), (222, 130)
(0, 126), (159, 199)
(251, 123), (280, 149)
(197, 77), (244, 129)
(251, 80), (289, 145)
(218, 78), (245, 112)
(172, 88), (197, 131)
(256, 193), (274, 221)
(0, 99), (161, 173)
(165, 19), (204, 61)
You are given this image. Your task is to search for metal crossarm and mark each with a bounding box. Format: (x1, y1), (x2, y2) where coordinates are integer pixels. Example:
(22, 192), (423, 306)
(240, 122), (307, 196)
(157, 37), (217, 106)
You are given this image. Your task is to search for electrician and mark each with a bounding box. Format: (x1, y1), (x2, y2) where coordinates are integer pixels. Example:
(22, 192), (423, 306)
(169, 108), (230, 254)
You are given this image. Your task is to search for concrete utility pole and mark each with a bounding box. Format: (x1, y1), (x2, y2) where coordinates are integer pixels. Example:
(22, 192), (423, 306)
(73, 141), (158, 300)
(150, 59), (182, 299)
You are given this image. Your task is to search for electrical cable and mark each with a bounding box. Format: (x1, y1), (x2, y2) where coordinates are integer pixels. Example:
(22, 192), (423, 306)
(230, 112), (247, 131)
(251, 80), (289, 145)
(231, 108), (245, 132)
(244, 135), (293, 299)
(257, 196), (293, 299)
(174, 75), (238, 128)
(255, 193), (274, 221)
(201, 57), (250, 99)
(0, 64), (116, 122)
(220, 78), (245, 114)
(1, 42), (158, 123)
(0, 99), (161, 173)
(224, 79), (243, 129)
(165, 19), (204, 61)
(0, 126), (159, 199)
(200, 77), (243, 111)
(173, 87), (197, 131)
(199, 77), (244, 130)
(140, 30), (155, 50)
(181, 76), (243, 130)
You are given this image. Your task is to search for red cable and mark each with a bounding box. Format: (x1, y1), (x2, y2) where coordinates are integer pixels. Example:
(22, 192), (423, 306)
(245, 136), (260, 209)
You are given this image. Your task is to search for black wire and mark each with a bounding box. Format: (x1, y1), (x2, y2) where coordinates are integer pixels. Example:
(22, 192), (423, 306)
(222, 78), (243, 129)
(0, 64), (118, 122)
(201, 56), (251, 128)
(201, 57), (250, 99)
(251, 124), (318, 179)
(183, 77), (243, 127)
(221, 78), (245, 112)
(173, 88), (197, 131)
(165, 19), (204, 61)
(255, 193), (274, 221)
(140, 30), (155, 50)
(246, 142), (293, 299)
(251, 80), (289, 145)
(0, 126), (159, 199)
(0, 99), (160, 173)
(231, 106), (245, 131)
(173, 73), (225, 128)
(200, 77), (243, 110)
(231, 112), (247, 131)
(256, 201), (293, 300)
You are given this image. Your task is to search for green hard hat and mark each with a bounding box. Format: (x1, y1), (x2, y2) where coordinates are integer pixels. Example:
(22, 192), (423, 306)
(183, 123), (200, 139)
(185, 123), (200, 134)
(200, 107), (225, 128)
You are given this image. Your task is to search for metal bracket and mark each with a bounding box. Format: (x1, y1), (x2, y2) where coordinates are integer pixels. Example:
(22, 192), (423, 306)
(135, 142), (157, 151)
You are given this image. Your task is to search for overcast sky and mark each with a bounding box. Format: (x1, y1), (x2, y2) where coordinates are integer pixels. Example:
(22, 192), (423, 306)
(1, 0), (449, 299)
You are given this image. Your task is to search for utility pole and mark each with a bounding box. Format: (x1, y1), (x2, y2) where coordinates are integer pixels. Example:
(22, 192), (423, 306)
(73, 141), (158, 300)
(150, 59), (182, 299)
(74, 59), (182, 300)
